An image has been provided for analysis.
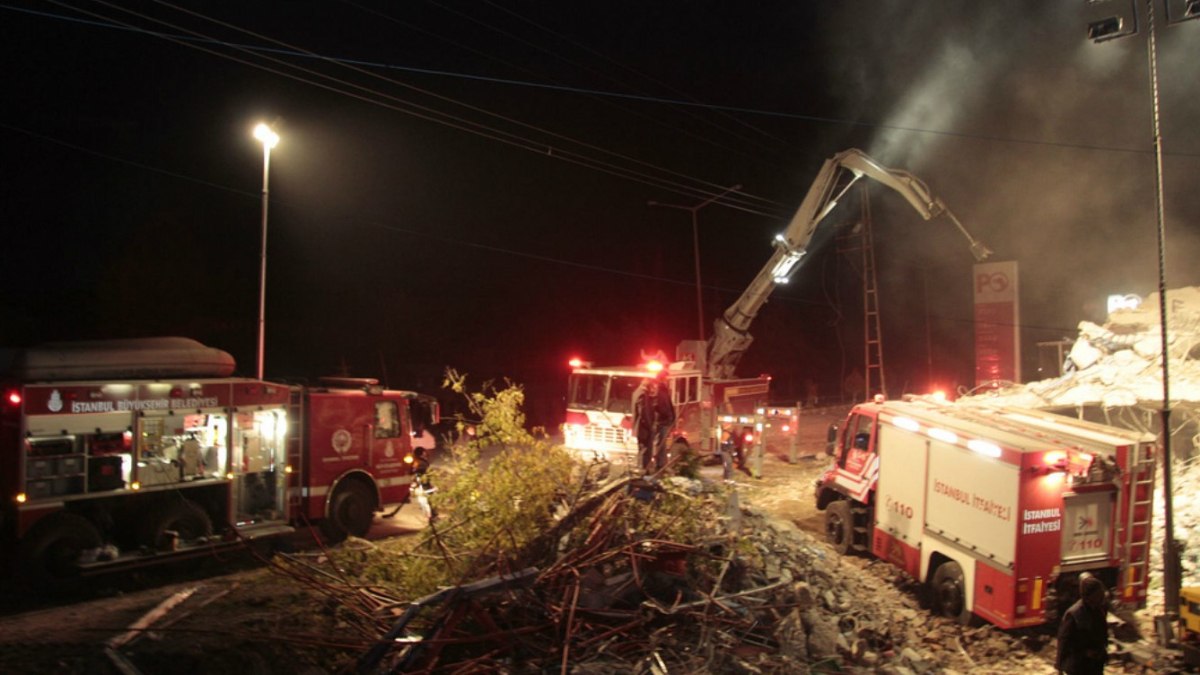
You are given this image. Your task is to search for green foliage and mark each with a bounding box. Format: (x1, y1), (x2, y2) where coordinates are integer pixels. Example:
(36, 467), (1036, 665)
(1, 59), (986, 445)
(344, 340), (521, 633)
(328, 369), (577, 600)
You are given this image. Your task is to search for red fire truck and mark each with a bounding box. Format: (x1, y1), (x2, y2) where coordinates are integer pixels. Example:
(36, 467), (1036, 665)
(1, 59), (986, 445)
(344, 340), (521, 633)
(563, 355), (771, 461)
(0, 338), (438, 586)
(815, 398), (1155, 628)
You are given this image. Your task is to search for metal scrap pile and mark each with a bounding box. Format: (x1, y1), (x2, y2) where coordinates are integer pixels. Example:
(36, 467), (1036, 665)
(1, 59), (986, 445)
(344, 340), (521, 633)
(270, 473), (1039, 675)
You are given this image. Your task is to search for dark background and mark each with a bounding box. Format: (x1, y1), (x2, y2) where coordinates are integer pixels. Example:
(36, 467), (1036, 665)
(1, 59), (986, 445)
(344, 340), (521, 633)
(3, 1), (1198, 428)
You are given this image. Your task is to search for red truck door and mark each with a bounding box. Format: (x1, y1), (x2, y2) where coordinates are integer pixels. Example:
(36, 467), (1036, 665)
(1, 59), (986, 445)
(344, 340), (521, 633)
(832, 409), (880, 503)
(367, 396), (414, 504)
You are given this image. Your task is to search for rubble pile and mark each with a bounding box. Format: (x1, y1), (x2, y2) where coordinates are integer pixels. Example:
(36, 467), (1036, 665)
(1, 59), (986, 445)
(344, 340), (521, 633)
(290, 473), (1053, 674)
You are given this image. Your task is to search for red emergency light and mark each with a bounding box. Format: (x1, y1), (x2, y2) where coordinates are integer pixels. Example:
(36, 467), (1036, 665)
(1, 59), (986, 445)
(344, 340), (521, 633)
(5, 390), (20, 407)
(644, 360), (665, 374)
(568, 357), (584, 368)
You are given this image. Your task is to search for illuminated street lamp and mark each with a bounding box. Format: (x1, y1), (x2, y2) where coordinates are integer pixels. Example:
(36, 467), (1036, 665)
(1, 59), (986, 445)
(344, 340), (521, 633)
(648, 184), (742, 342)
(253, 122), (279, 381)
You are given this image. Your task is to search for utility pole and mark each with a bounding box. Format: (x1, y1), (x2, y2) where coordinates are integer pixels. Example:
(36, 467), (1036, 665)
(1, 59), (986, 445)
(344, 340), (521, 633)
(648, 184), (743, 342)
(1086, 0), (1197, 636)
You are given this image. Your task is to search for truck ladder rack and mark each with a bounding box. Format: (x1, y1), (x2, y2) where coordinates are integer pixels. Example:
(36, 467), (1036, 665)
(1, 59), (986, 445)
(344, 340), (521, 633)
(287, 386), (305, 514)
(1118, 442), (1155, 603)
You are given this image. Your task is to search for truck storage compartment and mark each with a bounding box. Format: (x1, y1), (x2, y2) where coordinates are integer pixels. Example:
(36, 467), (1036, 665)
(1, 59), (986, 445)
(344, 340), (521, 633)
(89, 455), (125, 491)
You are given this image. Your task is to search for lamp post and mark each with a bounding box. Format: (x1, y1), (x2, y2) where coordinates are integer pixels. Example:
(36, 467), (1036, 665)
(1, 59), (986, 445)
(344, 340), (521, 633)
(253, 122), (279, 381)
(648, 184), (742, 342)
(1086, 0), (1197, 628)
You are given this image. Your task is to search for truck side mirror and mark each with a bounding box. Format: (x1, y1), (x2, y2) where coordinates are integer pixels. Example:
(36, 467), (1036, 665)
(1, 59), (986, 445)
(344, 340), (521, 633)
(825, 423), (838, 456)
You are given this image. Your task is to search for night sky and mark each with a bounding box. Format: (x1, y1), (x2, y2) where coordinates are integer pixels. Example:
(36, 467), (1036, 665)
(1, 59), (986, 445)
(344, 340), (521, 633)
(3, 1), (1198, 428)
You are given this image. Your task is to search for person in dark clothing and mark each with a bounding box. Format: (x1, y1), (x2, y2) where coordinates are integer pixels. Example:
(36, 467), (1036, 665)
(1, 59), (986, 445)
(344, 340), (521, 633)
(632, 376), (676, 474)
(1056, 574), (1109, 674)
(411, 447), (436, 521)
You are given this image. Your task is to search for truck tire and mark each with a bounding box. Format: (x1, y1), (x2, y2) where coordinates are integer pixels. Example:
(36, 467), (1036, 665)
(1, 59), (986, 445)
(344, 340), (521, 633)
(825, 500), (853, 555)
(140, 499), (213, 551)
(930, 561), (974, 625)
(18, 512), (102, 590)
(321, 481), (375, 543)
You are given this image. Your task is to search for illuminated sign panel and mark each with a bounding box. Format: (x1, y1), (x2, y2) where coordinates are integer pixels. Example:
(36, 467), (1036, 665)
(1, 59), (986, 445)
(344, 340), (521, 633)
(974, 260), (1021, 387)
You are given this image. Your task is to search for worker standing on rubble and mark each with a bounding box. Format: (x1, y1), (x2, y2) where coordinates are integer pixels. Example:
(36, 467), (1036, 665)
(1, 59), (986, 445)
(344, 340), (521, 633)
(632, 374), (675, 475)
(1055, 574), (1109, 674)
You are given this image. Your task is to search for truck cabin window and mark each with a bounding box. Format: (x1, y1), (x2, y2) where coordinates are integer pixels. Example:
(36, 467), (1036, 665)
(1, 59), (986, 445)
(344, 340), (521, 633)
(567, 374), (608, 410)
(608, 377), (640, 415)
(375, 401), (400, 438)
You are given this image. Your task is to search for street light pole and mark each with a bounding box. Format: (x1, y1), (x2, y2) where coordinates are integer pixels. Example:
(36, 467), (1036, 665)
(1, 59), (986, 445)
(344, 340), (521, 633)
(253, 122), (279, 381)
(1086, 0), (1197, 627)
(648, 184), (742, 342)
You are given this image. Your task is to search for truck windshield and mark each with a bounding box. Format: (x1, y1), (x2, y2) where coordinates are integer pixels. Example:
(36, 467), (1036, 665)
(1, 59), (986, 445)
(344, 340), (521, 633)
(608, 376), (641, 415)
(568, 374), (609, 410)
(567, 374), (643, 414)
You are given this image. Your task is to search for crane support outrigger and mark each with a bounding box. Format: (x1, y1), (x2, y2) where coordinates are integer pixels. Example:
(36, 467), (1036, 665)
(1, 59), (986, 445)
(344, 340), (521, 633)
(706, 148), (993, 379)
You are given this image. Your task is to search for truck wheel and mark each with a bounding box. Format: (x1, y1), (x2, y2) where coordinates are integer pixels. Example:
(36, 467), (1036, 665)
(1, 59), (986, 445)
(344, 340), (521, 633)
(825, 500), (853, 555)
(321, 481), (375, 543)
(18, 512), (102, 590)
(930, 561), (974, 624)
(140, 499), (213, 551)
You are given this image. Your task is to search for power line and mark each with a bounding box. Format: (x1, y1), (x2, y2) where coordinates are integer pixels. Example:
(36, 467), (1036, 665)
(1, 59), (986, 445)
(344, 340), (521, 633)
(45, 0), (786, 217)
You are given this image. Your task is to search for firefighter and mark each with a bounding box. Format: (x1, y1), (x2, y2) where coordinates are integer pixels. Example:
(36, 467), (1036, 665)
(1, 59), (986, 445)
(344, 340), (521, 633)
(411, 447), (436, 522)
(1055, 573), (1109, 675)
(717, 428), (737, 481)
(632, 374), (675, 474)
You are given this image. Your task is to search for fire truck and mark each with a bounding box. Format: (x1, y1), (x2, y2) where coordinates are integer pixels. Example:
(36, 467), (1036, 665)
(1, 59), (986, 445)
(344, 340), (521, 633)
(564, 149), (990, 461)
(563, 357), (771, 461)
(814, 397), (1156, 628)
(0, 337), (438, 586)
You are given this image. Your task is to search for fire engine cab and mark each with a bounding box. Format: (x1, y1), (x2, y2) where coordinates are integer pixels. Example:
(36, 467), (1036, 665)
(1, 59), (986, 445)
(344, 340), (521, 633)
(0, 338), (437, 587)
(815, 397), (1155, 628)
(563, 354), (769, 462)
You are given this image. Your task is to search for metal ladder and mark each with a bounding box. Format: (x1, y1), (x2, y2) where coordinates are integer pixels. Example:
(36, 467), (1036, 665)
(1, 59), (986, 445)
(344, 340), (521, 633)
(286, 386), (305, 513)
(1119, 442), (1156, 602)
(836, 183), (887, 400)
(860, 193), (886, 401)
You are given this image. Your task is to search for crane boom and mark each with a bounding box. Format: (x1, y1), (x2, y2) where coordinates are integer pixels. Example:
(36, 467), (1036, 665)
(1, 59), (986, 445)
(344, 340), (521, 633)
(705, 148), (992, 379)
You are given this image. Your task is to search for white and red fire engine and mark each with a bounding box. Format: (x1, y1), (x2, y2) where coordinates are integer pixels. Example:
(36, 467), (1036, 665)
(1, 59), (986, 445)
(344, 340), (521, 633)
(563, 355), (770, 461)
(815, 397), (1155, 628)
(564, 149), (990, 462)
(0, 337), (438, 586)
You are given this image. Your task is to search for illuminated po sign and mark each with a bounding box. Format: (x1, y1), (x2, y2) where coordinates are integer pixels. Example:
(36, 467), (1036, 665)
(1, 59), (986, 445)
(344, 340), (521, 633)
(1107, 294), (1142, 313)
